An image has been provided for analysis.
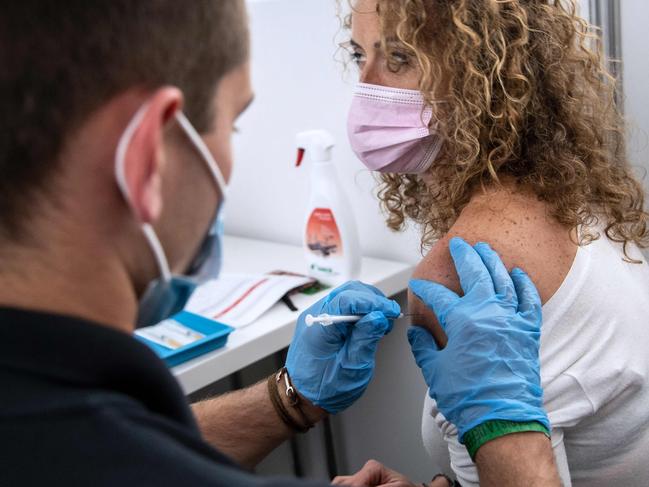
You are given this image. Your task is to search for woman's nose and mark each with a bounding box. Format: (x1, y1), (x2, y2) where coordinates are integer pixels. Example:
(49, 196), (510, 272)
(359, 60), (383, 86)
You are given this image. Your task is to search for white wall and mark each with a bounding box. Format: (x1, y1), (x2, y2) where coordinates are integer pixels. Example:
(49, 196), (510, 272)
(228, 0), (423, 266)
(579, 0), (590, 23)
(621, 1), (649, 189)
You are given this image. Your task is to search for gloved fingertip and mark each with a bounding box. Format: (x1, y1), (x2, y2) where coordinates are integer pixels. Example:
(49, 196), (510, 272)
(388, 299), (401, 318)
(373, 297), (400, 318)
(356, 310), (391, 335)
(449, 236), (467, 248)
(449, 236), (472, 255)
(408, 279), (427, 296)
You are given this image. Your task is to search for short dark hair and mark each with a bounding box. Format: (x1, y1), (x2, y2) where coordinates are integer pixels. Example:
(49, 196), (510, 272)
(0, 0), (248, 238)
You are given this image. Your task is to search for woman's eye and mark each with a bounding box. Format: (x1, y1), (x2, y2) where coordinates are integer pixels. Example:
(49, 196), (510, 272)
(350, 51), (366, 67)
(386, 50), (412, 73)
(389, 51), (410, 66)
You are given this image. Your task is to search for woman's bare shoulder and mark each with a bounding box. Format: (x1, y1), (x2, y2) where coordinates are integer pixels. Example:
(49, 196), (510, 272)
(408, 185), (577, 342)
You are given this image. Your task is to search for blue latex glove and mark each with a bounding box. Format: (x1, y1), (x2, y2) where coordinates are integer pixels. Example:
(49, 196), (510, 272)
(408, 238), (549, 442)
(286, 280), (401, 414)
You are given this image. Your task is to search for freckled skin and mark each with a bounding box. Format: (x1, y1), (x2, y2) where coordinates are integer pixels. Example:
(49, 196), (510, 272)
(409, 178), (577, 347)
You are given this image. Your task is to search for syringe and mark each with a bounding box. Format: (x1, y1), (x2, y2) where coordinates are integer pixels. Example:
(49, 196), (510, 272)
(305, 313), (414, 326)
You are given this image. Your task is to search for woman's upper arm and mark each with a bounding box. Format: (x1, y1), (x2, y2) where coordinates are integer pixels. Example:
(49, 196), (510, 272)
(407, 195), (576, 345)
(408, 235), (458, 347)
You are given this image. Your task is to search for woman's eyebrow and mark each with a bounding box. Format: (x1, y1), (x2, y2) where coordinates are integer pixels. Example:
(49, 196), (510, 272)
(375, 37), (400, 49)
(349, 38), (364, 51)
(349, 37), (401, 51)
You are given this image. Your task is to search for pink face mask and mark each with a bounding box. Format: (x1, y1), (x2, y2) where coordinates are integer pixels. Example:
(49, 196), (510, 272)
(347, 82), (443, 173)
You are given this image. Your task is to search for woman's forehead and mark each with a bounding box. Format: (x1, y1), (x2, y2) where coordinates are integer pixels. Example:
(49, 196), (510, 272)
(350, 1), (380, 46)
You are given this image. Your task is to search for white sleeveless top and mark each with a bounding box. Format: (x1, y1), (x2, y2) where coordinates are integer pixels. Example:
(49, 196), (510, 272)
(422, 234), (649, 486)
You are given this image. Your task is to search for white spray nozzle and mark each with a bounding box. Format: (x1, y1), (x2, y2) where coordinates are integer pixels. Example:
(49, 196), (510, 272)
(296, 129), (335, 166)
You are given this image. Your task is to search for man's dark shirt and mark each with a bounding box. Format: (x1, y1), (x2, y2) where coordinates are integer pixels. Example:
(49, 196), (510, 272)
(0, 308), (328, 486)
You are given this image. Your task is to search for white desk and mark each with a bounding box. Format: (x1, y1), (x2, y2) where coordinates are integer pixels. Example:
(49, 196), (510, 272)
(173, 235), (414, 395)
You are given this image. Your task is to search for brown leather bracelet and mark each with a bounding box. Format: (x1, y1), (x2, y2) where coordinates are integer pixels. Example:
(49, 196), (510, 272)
(276, 367), (315, 430)
(267, 374), (309, 433)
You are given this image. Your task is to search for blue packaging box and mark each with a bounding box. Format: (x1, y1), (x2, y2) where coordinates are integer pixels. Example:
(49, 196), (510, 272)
(135, 311), (234, 367)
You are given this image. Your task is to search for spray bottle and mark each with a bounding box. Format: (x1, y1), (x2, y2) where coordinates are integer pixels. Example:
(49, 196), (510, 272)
(296, 130), (360, 286)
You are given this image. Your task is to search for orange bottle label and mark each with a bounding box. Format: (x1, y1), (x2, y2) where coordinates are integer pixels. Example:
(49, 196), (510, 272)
(306, 208), (343, 258)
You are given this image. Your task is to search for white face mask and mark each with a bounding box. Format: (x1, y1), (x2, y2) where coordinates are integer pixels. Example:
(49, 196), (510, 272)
(114, 104), (227, 328)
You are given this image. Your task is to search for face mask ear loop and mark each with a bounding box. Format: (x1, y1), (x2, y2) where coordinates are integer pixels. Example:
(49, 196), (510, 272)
(115, 103), (149, 203)
(175, 112), (227, 199)
(114, 102), (173, 284)
(141, 223), (172, 283)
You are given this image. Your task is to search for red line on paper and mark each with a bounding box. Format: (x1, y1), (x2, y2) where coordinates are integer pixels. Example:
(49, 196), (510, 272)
(213, 278), (270, 319)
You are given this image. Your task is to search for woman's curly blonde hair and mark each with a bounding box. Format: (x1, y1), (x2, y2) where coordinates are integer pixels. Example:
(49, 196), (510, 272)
(351, 0), (648, 257)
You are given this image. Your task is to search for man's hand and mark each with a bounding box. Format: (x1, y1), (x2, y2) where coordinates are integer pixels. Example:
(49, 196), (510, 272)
(332, 459), (451, 487)
(286, 281), (400, 414)
(408, 238), (549, 450)
(193, 281), (398, 469)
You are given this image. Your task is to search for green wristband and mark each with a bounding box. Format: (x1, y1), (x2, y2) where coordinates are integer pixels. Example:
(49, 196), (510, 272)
(463, 420), (550, 461)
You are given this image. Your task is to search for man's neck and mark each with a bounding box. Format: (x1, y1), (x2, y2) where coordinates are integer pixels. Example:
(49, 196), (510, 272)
(0, 229), (138, 333)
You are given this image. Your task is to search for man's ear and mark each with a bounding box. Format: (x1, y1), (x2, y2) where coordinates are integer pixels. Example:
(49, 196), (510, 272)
(122, 87), (183, 224)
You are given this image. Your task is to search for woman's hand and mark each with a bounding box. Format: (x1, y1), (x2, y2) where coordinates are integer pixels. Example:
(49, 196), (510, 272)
(331, 459), (451, 487)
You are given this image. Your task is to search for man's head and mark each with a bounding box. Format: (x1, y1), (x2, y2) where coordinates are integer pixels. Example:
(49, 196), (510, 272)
(0, 0), (253, 326)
